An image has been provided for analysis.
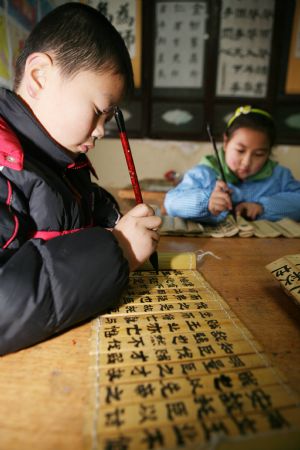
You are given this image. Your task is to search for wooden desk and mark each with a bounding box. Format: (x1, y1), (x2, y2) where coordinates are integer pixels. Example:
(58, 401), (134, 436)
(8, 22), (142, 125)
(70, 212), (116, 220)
(0, 238), (299, 449)
(158, 237), (300, 396)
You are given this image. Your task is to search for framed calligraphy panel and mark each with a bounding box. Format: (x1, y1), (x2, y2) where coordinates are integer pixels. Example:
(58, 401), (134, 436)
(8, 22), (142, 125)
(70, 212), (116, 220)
(285, 0), (300, 94)
(153, 1), (207, 91)
(216, 0), (275, 98)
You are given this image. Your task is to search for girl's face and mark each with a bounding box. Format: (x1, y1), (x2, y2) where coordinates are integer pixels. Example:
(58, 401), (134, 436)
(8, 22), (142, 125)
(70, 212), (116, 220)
(223, 127), (271, 180)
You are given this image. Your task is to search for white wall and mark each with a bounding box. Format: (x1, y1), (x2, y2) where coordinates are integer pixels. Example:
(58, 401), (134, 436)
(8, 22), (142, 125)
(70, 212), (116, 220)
(89, 139), (300, 189)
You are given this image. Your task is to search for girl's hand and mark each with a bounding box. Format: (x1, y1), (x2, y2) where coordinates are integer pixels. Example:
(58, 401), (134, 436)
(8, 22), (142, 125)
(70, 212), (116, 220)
(235, 202), (263, 220)
(208, 180), (232, 216)
(112, 203), (161, 271)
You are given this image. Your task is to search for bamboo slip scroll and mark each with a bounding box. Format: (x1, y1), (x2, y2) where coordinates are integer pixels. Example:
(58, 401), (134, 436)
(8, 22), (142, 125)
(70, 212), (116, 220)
(86, 252), (300, 450)
(266, 254), (300, 307)
(159, 214), (300, 238)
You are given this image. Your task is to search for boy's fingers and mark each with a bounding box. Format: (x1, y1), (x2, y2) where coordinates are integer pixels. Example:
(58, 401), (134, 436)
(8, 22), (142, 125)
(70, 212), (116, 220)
(150, 230), (160, 242)
(142, 215), (162, 230)
(127, 204), (162, 231)
(129, 203), (156, 218)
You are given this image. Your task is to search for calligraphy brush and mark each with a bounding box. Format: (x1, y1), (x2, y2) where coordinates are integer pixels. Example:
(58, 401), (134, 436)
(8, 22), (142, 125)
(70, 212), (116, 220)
(206, 123), (236, 219)
(114, 106), (159, 273)
(206, 123), (227, 183)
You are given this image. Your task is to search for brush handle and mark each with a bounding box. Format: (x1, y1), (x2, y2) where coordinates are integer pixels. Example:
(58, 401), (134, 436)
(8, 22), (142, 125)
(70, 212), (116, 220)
(206, 123), (227, 183)
(115, 107), (159, 273)
(114, 107), (142, 203)
(119, 132), (143, 204)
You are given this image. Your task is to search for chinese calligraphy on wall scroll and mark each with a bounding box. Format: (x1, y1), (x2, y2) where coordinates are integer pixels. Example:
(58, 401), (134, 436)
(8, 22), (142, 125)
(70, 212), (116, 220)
(285, 0), (300, 94)
(153, 1), (207, 89)
(83, 0), (142, 88)
(216, 0), (275, 98)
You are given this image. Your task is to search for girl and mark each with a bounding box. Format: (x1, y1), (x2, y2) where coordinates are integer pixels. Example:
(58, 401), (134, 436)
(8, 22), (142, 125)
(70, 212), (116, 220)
(164, 105), (300, 223)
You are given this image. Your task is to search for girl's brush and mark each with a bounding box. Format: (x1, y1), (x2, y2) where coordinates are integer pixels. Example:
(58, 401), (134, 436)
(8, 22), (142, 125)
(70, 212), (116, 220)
(206, 123), (236, 219)
(206, 123), (227, 183)
(114, 106), (159, 273)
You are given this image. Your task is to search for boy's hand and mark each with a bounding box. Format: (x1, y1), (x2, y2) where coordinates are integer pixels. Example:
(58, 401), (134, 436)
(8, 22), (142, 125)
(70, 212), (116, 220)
(235, 202), (263, 220)
(208, 180), (232, 216)
(112, 203), (161, 271)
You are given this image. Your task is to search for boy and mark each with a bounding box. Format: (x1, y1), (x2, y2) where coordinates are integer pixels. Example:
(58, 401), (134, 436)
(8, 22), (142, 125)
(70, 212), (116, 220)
(0, 3), (161, 355)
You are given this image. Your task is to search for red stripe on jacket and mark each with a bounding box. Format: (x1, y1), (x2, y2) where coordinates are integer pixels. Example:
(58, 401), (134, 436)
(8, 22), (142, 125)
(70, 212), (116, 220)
(2, 180), (20, 249)
(29, 226), (93, 241)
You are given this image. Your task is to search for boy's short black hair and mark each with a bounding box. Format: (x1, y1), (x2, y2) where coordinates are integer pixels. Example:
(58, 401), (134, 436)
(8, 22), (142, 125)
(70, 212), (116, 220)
(225, 106), (276, 147)
(14, 2), (134, 97)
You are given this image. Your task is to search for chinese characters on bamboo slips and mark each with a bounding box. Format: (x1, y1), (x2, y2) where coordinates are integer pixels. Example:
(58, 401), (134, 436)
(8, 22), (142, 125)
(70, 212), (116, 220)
(87, 268), (300, 450)
(267, 254), (300, 307)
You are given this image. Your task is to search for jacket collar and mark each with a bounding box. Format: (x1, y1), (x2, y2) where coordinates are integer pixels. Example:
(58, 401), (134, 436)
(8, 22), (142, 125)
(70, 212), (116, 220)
(0, 88), (79, 170)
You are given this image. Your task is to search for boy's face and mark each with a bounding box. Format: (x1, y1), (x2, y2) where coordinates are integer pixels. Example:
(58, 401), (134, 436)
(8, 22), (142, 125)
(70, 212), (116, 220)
(223, 127), (270, 180)
(21, 60), (125, 155)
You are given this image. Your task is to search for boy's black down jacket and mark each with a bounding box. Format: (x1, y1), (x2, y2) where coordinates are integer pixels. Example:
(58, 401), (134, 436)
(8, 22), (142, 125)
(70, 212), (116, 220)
(0, 88), (129, 355)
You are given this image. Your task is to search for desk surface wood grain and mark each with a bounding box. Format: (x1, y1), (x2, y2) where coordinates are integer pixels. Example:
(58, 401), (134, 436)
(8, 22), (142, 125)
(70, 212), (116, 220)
(0, 237), (299, 450)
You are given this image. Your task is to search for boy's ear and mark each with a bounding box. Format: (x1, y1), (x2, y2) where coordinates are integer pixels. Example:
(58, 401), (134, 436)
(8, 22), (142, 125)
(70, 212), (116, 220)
(24, 53), (53, 98)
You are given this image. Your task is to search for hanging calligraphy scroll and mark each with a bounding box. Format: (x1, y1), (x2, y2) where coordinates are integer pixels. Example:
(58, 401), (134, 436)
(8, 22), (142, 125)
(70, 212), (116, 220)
(153, 1), (207, 90)
(285, 0), (300, 94)
(216, 0), (275, 98)
(86, 252), (300, 450)
(85, 0), (142, 136)
(87, 0), (142, 88)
